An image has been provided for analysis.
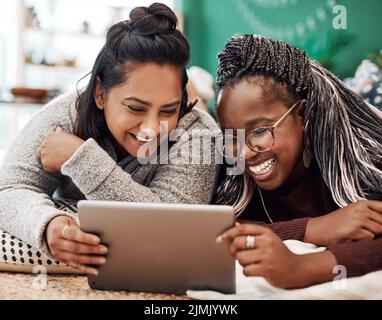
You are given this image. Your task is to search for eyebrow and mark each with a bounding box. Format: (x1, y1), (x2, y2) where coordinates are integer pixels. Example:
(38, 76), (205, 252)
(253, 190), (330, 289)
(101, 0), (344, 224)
(123, 97), (181, 108)
(245, 117), (275, 127)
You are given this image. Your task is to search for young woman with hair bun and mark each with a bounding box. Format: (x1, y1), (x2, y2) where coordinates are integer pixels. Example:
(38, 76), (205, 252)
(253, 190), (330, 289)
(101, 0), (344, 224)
(0, 3), (219, 274)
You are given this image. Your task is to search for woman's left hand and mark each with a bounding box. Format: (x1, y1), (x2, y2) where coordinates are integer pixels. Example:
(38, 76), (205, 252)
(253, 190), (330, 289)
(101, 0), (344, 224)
(38, 127), (84, 173)
(216, 223), (305, 288)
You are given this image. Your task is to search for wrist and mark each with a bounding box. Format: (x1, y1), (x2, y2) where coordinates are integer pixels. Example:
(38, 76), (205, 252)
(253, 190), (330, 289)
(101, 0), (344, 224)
(44, 215), (60, 238)
(60, 139), (84, 170)
(304, 217), (323, 245)
(69, 139), (84, 159)
(295, 250), (338, 287)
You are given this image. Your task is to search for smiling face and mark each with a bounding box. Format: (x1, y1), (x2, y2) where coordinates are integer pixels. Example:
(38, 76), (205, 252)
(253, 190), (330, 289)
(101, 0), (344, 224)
(95, 63), (183, 159)
(217, 77), (307, 192)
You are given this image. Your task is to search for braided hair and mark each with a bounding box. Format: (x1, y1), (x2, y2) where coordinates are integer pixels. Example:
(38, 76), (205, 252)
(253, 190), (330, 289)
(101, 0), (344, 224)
(215, 34), (382, 214)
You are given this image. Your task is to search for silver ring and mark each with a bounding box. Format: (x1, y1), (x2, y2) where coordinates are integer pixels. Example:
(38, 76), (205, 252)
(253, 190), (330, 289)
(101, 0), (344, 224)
(246, 235), (256, 249)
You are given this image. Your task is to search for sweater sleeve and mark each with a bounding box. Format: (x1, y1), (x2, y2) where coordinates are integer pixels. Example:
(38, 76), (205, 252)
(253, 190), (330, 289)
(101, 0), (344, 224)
(0, 92), (79, 256)
(61, 127), (219, 205)
(239, 217), (382, 277)
(237, 217), (311, 241)
(328, 236), (382, 277)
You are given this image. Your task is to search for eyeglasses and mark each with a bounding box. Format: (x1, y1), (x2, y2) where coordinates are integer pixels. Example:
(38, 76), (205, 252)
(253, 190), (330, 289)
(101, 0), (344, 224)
(222, 100), (303, 161)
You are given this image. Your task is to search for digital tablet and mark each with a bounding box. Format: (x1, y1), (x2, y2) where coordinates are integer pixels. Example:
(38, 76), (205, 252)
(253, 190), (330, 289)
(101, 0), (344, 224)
(78, 200), (236, 294)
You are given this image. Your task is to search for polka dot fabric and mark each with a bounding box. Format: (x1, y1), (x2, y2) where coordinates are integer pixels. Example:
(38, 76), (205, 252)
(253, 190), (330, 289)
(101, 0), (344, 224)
(0, 199), (79, 273)
(0, 229), (64, 268)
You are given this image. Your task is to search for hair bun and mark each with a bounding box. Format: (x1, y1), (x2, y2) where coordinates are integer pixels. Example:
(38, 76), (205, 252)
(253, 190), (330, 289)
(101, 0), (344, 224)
(129, 3), (177, 36)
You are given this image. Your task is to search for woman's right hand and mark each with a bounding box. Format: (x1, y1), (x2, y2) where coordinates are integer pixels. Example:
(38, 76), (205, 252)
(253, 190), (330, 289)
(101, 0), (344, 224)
(45, 215), (108, 275)
(305, 200), (382, 246)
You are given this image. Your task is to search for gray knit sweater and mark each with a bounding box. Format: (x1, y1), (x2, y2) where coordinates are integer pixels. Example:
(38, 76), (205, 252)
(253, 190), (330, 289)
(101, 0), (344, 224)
(0, 91), (220, 256)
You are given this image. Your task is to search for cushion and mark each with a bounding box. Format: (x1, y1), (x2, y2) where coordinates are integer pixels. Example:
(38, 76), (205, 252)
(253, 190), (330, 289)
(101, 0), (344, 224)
(0, 229), (82, 274)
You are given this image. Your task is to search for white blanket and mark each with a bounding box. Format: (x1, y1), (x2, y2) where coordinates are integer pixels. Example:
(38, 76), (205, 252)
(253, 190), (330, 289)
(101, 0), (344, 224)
(187, 240), (382, 300)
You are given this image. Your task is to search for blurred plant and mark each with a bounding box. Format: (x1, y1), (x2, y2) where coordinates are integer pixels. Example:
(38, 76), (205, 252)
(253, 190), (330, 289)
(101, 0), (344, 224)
(366, 50), (382, 70)
(317, 31), (355, 71)
(302, 30), (356, 78)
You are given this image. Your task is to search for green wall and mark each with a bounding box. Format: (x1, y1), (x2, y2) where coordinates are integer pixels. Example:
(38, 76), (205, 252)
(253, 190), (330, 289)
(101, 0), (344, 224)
(178, 0), (382, 79)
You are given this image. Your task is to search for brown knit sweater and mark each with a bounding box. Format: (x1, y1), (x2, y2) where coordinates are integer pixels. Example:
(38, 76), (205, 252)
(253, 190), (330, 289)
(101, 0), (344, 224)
(238, 162), (382, 278)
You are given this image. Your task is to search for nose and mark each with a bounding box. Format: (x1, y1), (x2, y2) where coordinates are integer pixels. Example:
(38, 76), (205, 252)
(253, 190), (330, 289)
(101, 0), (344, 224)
(139, 113), (161, 138)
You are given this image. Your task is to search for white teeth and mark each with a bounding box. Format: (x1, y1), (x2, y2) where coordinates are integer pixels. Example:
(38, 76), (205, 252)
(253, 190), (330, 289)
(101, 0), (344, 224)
(249, 158), (275, 176)
(136, 135), (154, 142)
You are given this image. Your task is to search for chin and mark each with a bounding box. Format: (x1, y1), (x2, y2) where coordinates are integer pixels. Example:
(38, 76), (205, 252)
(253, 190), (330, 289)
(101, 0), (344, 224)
(131, 144), (160, 159)
(255, 179), (282, 191)
(247, 168), (284, 191)
(119, 135), (140, 158)
(120, 141), (139, 158)
(246, 160), (282, 190)
(126, 148), (138, 158)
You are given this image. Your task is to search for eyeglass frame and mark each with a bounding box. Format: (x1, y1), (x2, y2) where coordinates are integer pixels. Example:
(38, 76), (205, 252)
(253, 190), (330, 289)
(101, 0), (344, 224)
(222, 99), (304, 158)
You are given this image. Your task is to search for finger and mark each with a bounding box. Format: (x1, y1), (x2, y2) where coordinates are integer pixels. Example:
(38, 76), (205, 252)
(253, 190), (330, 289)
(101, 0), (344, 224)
(59, 239), (108, 255)
(37, 142), (47, 156)
(352, 229), (375, 241)
(65, 261), (99, 275)
(56, 127), (63, 132)
(367, 200), (382, 213)
(62, 225), (100, 245)
(229, 242), (239, 256)
(56, 251), (106, 266)
(216, 224), (267, 243)
(229, 235), (267, 256)
(369, 210), (382, 225)
(361, 220), (382, 236)
(216, 225), (238, 244)
(236, 249), (262, 267)
(229, 235), (259, 254)
(243, 263), (265, 278)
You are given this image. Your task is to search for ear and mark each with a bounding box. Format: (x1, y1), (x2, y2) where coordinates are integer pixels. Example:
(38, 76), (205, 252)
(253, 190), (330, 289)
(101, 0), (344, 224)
(93, 77), (105, 110)
(295, 99), (306, 118)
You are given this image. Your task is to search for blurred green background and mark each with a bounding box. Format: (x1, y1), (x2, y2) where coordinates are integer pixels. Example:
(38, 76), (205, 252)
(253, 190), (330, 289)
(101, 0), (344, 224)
(177, 0), (382, 79)
(1, 0), (382, 161)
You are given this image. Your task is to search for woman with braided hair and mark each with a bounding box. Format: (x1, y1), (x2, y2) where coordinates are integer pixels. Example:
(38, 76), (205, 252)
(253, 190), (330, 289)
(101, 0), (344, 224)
(215, 34), (382, 288)
(0, 3), (219, 274)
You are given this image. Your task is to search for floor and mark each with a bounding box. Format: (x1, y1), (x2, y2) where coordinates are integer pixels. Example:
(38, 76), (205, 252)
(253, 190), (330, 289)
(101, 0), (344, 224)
(0, 272), (189, 300)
